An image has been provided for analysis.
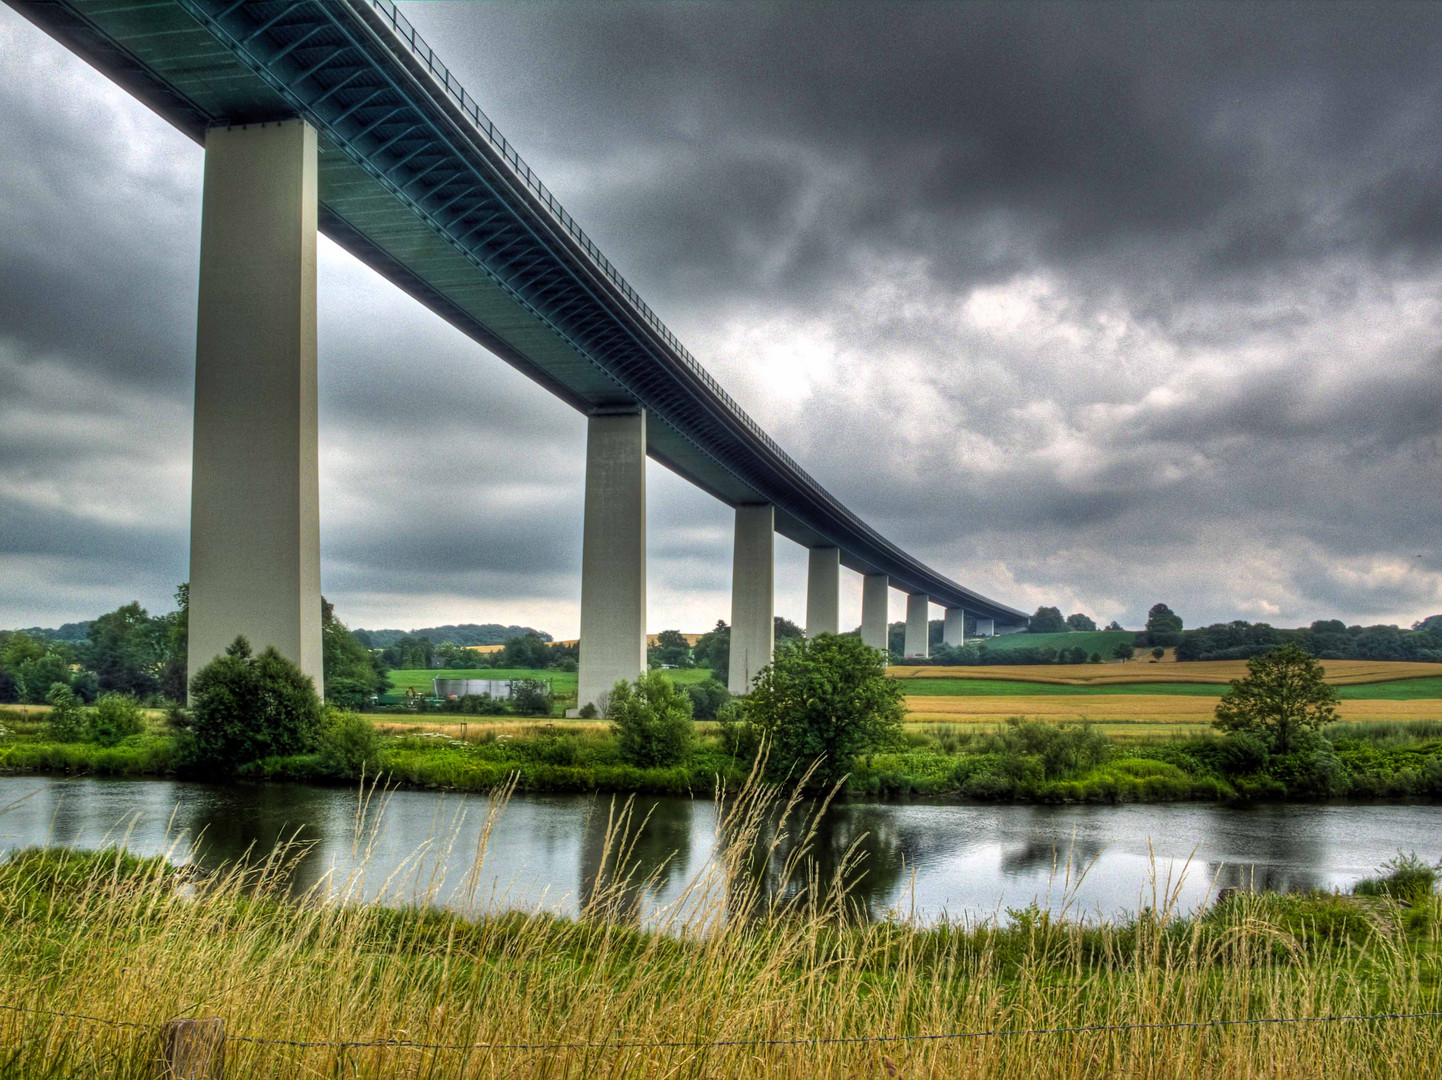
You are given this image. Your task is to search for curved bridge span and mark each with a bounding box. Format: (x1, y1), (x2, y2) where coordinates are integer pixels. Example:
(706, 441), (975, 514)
(9, 0), (1028, 704)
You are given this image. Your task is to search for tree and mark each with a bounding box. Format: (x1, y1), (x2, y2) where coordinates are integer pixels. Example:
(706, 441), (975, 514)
(1027, 607), (1069, 634)
(1065, 613), (1097, 632)
(88, 694), (145, 747)
(684, 678), (731, 720)
(1213, 643), (1338, 754)
(741, 634), (904, 784)
(1150, 646), (1165, 660)
(774, 616), (805, 645)
(187, 637), (323, 770)
(322, 597), (389, 707)
(85, 602), (166, 697)
(1104, 621), (1125, 632)
(609, 670), (694, 767)
(1112, 641), (1135, 661)
(15, 651), (75, 704)
(692, 620), (730, 682)
(1145, 603), (1184, 646)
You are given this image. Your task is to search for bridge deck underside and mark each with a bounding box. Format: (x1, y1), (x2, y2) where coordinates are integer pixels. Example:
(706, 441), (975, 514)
(12, 0), (1028, 622)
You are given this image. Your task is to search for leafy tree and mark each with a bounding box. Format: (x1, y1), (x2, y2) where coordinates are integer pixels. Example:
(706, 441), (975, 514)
(322, 598), (389, 707)
(159, 583), (189, 703)
(187, 637), (323, 771)
(741, 634), (904, 784)
(654, 629), (689, 651)
(1065, 613), (1097, 632)
(609, 670), (694, 767)
(648, 629), (693, 669)
(510, 677), (554, 716)
(16, 651), (75, 704)
(1145, 603), (1184, 646)
(1150, 646), (1165, 660)
(1111, 641), (1135, 661)
(1104, 620), (1125, 632)
(774, 616), (805, 645)
(0, 631), (47, 703)
(692, 620), (730, 681)
(88, 694), (145, 747)
(85, 602), (166, 697)
(1213, 643), (1339, 754)
(43, 683), (85, 742)
(500, 632), (550, 669)
(1027, 607), (1069, 634)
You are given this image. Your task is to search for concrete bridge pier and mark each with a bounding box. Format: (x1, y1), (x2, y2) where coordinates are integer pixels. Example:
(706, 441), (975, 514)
(577, 410), (648, 710)
(805, 547), (840, 637)
(861, 573), (890, 652)
(728, 504), (775, 694)
(975, 617), (995, 637)
(905, 593), (931, 658)
(943, 607), (966, 648)
(188, 119), (323, 694)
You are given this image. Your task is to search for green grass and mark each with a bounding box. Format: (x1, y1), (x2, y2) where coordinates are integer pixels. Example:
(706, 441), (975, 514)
(1335, 677), (1442, 699)
(384, 667), (717, 698)
(899, 675), (1442, 700)
(978, 629), (1134, 655)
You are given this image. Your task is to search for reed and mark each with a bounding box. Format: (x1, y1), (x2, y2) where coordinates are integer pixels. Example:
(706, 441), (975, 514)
(0, 772), (1437, 1079)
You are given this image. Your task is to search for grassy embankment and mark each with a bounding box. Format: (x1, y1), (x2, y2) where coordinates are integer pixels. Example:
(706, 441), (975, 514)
(0, 783), (1438, 1080)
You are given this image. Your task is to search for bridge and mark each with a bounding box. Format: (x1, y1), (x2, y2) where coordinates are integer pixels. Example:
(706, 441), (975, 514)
(8, 0), (1029, 707)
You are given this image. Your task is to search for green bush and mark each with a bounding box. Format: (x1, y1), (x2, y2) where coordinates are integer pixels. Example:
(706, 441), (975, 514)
(43, 683), (85, 742)
(683, 678), (731, 721)
(87, 694), (145, 747)
(510, 678), (554, 716)
(1353, 852), (1440, 904)
(609, 671), (694, 767)
(317, 708), (380, 774)
(187, 637), (322, 772)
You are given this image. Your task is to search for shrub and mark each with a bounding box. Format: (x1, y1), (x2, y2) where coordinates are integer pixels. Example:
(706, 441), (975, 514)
(538, 733), (581, 766)
(577, 702), (599, 720)
(87, 694), (145, 747)
(609, 670), (694, 767)
(1353, 852), (1441, 904)
(716, 699), (762, 760)
(1217, 731), (1270, 776)
(511, 678), (554, 716)
(317, 708), (380, 774)
(187, 637), (323, 771)
(684, 678), (731, 721)
(43, 683), (85, 742)
(741, 634), (904, 784)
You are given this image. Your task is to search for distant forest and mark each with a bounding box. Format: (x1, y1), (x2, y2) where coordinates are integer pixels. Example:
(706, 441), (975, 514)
(352, 624), (552, 648)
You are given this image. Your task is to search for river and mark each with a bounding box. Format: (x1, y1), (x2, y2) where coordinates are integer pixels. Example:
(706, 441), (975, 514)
(1, 777), (1436, 924)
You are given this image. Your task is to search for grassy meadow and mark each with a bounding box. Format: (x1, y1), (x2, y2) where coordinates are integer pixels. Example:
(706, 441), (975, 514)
(973, 628), (1134, 656)
(0, 782), (1439, 1080)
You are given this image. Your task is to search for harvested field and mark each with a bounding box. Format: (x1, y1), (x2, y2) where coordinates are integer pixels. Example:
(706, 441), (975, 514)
(904, 692), (1442, 728)
(889, 659), (1442, 686)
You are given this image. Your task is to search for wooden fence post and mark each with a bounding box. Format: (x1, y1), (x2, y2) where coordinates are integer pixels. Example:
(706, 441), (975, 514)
(157, 1017), (225, 1079)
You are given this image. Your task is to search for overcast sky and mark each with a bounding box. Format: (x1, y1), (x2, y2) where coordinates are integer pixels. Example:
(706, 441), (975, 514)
(2, 1), (1440, 637)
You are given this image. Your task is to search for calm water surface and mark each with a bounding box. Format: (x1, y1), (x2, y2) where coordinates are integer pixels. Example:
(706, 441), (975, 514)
(1, 777), (1437, 923)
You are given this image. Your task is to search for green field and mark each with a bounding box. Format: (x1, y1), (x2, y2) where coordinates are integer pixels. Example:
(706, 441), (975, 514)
(899, 675), (1442, 700)
(383, 667), (717, 698)
(976, 628), (1134, 655)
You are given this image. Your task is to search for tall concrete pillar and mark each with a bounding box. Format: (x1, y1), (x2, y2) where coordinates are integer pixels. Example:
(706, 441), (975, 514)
(577, 410), (647, 710)
(805, 546), (840, 637)
(905, 593), (930, 658)
(861, 573), (890, 652)
(943, 607), (966, 648)
(188, 119), (322, 694)
(975, 616), (995, 637)
(728, 504), (775, 694)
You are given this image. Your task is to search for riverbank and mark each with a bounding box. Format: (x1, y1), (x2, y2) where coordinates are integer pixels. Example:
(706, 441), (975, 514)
(3, 707), (1442, 803)
(0, 837), (1438, 1079)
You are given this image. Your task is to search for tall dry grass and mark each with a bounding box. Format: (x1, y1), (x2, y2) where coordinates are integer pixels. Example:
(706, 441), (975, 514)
(0, 771), (1438, 1079)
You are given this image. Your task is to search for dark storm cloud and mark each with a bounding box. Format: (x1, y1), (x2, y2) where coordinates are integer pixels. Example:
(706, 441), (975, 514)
(1, 2), (1439, 631)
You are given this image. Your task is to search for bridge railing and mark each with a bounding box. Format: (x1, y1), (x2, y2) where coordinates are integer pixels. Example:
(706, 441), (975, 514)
(359, 1), (1017, 611)
(361, 0), (830, 499)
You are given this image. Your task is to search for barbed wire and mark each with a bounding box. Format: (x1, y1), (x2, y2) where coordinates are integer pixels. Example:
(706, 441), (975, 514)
(2, 999), (1439, 1054)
